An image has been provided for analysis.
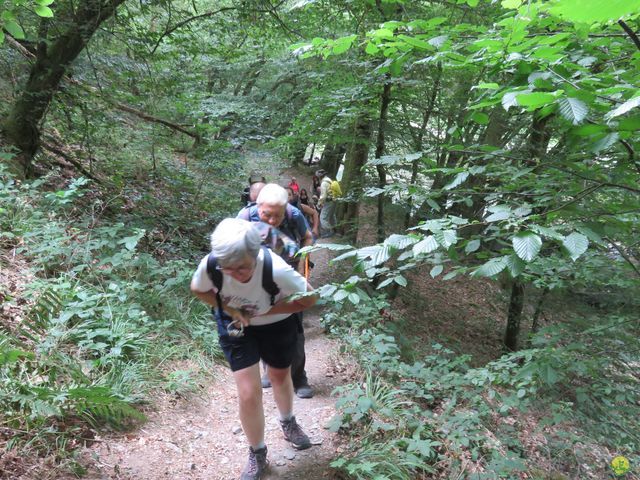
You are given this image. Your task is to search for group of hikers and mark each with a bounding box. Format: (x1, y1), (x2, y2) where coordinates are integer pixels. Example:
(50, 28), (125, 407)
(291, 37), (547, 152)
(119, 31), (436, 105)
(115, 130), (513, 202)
(190, 171), (342, 480)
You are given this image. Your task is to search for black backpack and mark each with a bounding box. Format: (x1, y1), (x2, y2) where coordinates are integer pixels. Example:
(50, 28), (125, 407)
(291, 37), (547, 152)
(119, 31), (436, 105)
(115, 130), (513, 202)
(205, 245), (280, 319)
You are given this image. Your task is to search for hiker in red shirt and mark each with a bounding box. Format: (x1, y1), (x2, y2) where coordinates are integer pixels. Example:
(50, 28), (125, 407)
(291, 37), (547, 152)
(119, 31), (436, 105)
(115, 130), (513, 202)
(288, 176), (300, 195)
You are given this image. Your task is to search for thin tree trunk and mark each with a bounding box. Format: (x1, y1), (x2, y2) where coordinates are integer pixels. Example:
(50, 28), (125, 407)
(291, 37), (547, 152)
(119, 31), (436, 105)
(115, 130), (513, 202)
(375, 82), (392, 243)
(2, 0), (126, 177)
(405, 64), (441, 228)
(526, 287), (549, 348)
(307, 143), (316, 165)
(503, 280), (525, 352)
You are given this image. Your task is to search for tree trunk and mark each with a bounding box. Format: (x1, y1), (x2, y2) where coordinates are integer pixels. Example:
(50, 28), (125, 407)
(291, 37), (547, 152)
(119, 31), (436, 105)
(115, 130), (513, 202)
(336, 114), (372, 243)
(503, 280), (525, 352)
(405, 64), (441, 228)
(375, 82), (392, 243)
(527, 287), (549, 348)
(2, 0), (126, 178)
(319, 143), (347, 178)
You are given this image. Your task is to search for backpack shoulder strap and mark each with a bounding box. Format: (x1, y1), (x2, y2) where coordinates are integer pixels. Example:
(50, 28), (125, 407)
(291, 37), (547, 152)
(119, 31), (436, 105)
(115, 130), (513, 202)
(206, 254), (225, 317)
(260, 246), (280, 306)
(238, 206), (251, 221)
(285, 203), (294, 222)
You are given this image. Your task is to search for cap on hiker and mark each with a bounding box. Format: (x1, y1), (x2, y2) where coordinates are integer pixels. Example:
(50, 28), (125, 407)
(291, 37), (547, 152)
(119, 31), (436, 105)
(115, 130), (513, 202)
(315, 169), (326, 177)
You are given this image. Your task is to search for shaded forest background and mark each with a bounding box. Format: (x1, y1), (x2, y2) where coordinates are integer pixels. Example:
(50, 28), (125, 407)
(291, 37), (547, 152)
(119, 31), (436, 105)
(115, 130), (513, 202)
(1, 0), (639, 478)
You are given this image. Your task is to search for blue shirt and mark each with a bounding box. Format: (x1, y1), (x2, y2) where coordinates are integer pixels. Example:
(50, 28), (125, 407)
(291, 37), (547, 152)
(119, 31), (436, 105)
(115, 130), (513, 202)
(237, 204), (310, 245)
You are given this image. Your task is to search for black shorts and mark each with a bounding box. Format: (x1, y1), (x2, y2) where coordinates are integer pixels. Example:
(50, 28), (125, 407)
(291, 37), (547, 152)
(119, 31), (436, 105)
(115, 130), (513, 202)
(218, 314), (299, 372)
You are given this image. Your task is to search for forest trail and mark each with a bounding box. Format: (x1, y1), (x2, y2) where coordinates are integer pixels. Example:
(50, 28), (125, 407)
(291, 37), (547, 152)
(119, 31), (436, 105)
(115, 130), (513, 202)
(77, 162), (350, 480)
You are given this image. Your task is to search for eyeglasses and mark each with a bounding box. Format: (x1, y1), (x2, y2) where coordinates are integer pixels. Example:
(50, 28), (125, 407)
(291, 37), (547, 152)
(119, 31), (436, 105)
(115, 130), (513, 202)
(216, 260), (256, 275)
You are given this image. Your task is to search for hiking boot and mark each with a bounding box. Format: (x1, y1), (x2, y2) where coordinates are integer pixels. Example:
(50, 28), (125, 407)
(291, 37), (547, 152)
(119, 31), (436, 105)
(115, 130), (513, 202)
(280, 416), (311, 450)
(261, 374), (271, 389)
(295, 383), (313, 399)
(240, 446), (268, 480)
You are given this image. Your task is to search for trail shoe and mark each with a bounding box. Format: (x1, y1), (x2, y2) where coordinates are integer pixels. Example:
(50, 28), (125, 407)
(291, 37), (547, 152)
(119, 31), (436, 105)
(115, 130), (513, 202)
(261, 374), (272, 389)
(295, 383), (313, 399)
(240, 446), (268, 480)
(280, 416), (311, 450)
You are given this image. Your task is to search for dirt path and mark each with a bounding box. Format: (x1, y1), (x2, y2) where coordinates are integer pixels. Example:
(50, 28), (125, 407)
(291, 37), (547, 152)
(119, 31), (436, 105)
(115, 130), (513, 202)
(78, 164), (350, 480)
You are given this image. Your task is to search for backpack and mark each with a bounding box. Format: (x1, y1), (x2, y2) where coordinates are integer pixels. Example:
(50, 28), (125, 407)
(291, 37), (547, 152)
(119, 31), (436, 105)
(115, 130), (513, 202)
(205, 245), (279, 321)
(330, 180), (342, 199)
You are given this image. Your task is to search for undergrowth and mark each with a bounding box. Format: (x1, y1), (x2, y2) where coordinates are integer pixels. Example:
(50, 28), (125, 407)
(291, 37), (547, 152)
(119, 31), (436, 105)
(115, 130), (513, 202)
(0, 163), (222, 474)
(321, 294), (639, 479)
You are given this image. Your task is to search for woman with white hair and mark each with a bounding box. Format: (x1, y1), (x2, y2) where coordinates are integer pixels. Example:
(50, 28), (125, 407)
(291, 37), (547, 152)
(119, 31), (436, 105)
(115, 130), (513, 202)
(190, 218), (317, 480)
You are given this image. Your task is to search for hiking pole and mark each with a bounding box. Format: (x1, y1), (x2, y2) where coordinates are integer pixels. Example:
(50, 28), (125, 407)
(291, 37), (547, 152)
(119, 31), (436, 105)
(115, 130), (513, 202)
(304, 255), (310, 281)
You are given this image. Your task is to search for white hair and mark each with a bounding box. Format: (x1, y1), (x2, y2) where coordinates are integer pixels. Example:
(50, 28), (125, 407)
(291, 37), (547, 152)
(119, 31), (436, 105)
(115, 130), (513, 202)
(256, 183), (288, 206)
(210, 218), (261, 266)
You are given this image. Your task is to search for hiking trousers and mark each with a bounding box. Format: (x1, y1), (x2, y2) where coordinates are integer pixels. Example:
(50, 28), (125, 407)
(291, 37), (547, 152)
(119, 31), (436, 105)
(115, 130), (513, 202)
(290, 313), (308, 388)
(320, 200), (336, 235)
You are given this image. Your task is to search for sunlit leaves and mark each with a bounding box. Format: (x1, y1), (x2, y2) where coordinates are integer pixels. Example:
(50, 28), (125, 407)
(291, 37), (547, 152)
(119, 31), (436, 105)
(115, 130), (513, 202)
(516, 92), (557, 109)
(605, 96), (640, 121)
(413, 236), (438, 256)
(558, 97), (588, 125)
(512, 231), (542, 262)
(472, 256), (508, 278)
(562, 232), (589, 261)
(547, 0), (640, 25)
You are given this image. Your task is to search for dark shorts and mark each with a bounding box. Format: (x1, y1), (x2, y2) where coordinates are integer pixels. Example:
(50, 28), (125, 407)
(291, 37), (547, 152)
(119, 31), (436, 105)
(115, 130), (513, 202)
(217, 314), (299, 372)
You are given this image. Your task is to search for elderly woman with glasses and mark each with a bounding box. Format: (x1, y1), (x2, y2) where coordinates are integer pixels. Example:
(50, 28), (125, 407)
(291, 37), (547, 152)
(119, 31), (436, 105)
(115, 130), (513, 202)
(190, 218), (318, 480)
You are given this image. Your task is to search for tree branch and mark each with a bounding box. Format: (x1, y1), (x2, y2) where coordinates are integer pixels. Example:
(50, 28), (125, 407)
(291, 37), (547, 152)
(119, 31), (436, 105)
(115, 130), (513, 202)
(618, 20), (640, 51)
(149, 7), (237, 54)
(604, 237), (640, 278)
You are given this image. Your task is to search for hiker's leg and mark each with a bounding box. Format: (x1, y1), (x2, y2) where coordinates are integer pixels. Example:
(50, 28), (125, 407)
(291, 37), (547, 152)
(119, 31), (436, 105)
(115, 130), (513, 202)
(268, 365), (294, 416)
(290, 326), (307, 387)
(232, 363), (264, 447)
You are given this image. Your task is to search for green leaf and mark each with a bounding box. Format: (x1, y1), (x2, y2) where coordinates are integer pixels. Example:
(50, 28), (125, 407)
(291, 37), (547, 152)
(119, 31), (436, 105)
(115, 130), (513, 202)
(35, 5), (54, 17)
(505, 254), (526, 277)
(434, 229), (457, 248)
(619, 115), (640, 131)
(591, 132), (618, 152)
(502, 91), (520, 111)
(562, 232), (589, 261)
(516, 92), (557, 108)
(36, 0), (55, 5)
(430, 264), (443, 278)
(485, 210), (511, 222)
(512, 231), (542, 262)
(465, 239), (481, 254)
(501, 0), (522, 7)
(472, 257), (508, 278)
(0, 31), (4, 44)
(548, 0), (640, 25)
(443, 171), (469, 190)
(413, 236), (439, 255)
(474, 82), (500, 90)
(385, 234), (418, 249)
(365, 42), (379, 55)
(558, 97), (588, 125)
(398, 35), (434, 51)
(605, 96), (640, 121)
(394, 275), (407, 287)
(4, 20), (25, 39)
(348, 292), (361, 304)
(470, 112), (489, 125)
